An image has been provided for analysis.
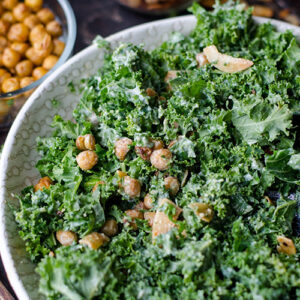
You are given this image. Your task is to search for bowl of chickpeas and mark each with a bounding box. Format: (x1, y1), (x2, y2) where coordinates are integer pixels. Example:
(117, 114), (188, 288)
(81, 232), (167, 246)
(0, 0), (76, 127)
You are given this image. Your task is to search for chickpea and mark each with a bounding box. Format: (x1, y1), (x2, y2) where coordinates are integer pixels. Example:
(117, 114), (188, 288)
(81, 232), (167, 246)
(114, 137), (133, 161)
(164, 177), (180, 196)
(124, 209), (144, 230)
(76, 150), (98, 170)
(20, 76), (34, 88)
(2, 48), (21, 68)
(15, 59), (33, 77)
(144, 212), (156, 227)
(24, 14), (40, 29)
(25, 0), (43, 12)
(0, 68), (11, 85)
(7, 23), (29, 42)
(13, 3), (31, 22)
(0, 36), (8, 52)
(150, 149), (172, 171)
(164, 70), (178, 90)
(189, 203), (214, 223)
(46, 20), (62, 37)
(32, 66), (47, 80)
(75, 134), (96, 151)
(33, 32), (52, 57)
(2, 12), (15, 23)
(79, 232), (109, 250)
(0, 20), (10, 36)
(122, 176), (141, 198)
(277, 236), (296, 256)
(10, 42), (29, 55)
(146, 87), (157, 97)
(34, 176), (52, 192)
(52, 38), (65, 56)
(56, 230), (77, 246)
(2, 0), (19, 10)
(196, 52), (209, 67)
(151, 139), (164, 150)
(42, 54), (58, 70)
(2, 77), (19, 93)
(92, 180), (105, 192)
(144, 193), (153, 209)
(135, 146), (152, 161)
(29, 24), (47, 43)
(134, 201), (146, 211)
(25, 47), (44, 65)
(101, 219), (118, 237)
(37, 8), (55, 24)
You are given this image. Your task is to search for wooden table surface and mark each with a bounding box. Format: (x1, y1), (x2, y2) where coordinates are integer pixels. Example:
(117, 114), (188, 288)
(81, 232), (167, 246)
(0, 0), (300, 299)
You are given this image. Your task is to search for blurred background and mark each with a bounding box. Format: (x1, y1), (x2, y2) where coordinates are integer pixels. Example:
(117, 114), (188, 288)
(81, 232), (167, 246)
(0, 0), (300, 299)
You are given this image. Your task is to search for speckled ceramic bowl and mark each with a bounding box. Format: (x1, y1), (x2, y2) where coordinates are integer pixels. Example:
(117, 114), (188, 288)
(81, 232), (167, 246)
(0, 15), (299, 300)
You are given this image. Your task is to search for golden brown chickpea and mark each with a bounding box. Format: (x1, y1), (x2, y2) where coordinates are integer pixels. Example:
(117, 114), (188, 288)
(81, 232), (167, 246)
(29, 24), (46, 43)
(144, 193), (153, 209)
(2, 11), (16, 23)
(150, 149), (172, 171)
(34, 176), (52, 192)
(277, 236), (296, 256)
(2, 0), (19, 10)
(114, 137), (133, 161)
(0, 36), (8, 52)
(0, 68), (11, 85)
(25, 46), (43, 65)
(101, 219), (118, 237)
(0, 20), (11, 36)
(13, 3), (31, 22)
(56, 230), (77, 246)
(32, 66), (47, 80)
(135, 146), (152, 161)
(52, 38), (65, 56)
(122, 176), (141, 198)
(24, 14), (40, 29)
(164, 177), (180, 196)
(25, 0), (43, 12)
(15, 59), (33, 77)
(79, 232), (109, 250)
(7, 23), (29, 42)
(151, 139), (164, 150)
(144, 211), (156, 227)
(10, 41), (29, 55)
(76, 134), (96, 151)
(76, 150), (98, 170)
(42, 54), (58, 69)
(20, 76), (34, 88)
(124, 209), (144, 230)
(33, 32), (52, 57)
(37, 8), (55, 24)
(46, 20), (62, 37)
(2, 47), (20, 68)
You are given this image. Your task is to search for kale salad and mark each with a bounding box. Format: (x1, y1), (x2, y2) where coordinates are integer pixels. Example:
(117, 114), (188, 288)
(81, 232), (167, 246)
(15, 2), (300, 299)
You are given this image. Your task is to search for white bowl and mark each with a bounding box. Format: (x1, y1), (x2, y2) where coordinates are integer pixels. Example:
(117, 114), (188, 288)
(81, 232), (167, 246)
(1, 15), (300, 300)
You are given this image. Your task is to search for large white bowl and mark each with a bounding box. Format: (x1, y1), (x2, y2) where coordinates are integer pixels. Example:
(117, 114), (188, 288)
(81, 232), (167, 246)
(1, 15), (300, 300)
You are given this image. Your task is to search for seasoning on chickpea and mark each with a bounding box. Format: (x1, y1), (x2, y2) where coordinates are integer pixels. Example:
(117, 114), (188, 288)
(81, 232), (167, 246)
(42, 54), (58, 70)
(56, 230), (77, 246)
(25, 0), (43, 12)
(76, 150), (98, 170)
(164, 177), (180, 196)
(144, 193), (153, 209)
(2, 0), (19, 11)
(150, 148), (172, 171)
(46, 20), (62, 37)
(101, 219), (118, 237)
(8, 23), (29, 43)
(15, 59), (33, 77)
(34, 176), (52, 192)
(13, 3), (31, 22)
(0, 20), (10, 36)
(114, 137), (133, 161)
(20, 76), (34, 88)
(76, 134), (96, 151)
(37, 8), (55, 24)
(2, 76), (19, 92)
(24, 14), (40, 29)
(2, 11), (15, 23)
(25, 47), (44, 65)
(11, 42), (29, 55)
(79, 232), (109, 250)
(29, 24), (47, 44)
(122, 176), (141, 198)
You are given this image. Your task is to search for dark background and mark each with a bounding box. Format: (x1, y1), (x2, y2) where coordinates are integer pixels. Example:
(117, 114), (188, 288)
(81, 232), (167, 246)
(1, 0), (300, 298)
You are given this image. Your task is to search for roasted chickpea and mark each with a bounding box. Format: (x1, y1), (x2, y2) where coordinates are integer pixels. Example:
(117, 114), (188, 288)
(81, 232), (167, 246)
(135, 146), (152, 161)
(7, 23), (29, 42)
(42, 54), (58, 69)
(0, 68), (11, 85)
(46, 20), (62, 37)
(0, 36), (8, 52)
(76, 150), (98, 170)
(114, 137), (133, 161)
(33, 32), (52, 57)
(2, 47), (20, 68)
(124, 209), (144, 230)
(101, 219), (118, 237)
(13, 3), (31, 22)
(15, 59), (33, 77)
(2, 0), (19, 10)
(164, 70), (178, 90)
(10, 42), (29, 55)
(37, 8), (55, 24)
(56, 230), (77, 246)
(25, 0), (43, 12)
(25, 46), (43, 65)
(29, 24), (46, 43)
(277, 236), (296, 256)
(32, 66), (47, 80)
(79, 232), (109, 250)
(52, 38), (65, 56)
(0, 20), (10, 36)
(122, 176), (141, 198)
(76, 134), (96, 151)
(144, 193), (153, 209)
(150, 149), (172, 171)
(2, 11), (15, 23)
(144, 211), (156, 227)
(151, 139), (164, 150)
(20, 76), (34, 88)
(196, 52), (209, 67)
(164, 177), (180, 196)
(34, 176), (52, 192)
(24, 14), (40, 29)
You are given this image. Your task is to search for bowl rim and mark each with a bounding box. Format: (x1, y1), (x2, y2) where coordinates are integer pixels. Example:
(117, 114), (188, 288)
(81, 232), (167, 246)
(0, 0), (77, 99)
(0, 14), (300, 300)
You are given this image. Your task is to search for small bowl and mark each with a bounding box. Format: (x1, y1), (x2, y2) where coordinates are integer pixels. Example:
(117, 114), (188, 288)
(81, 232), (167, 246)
(0, 0), (76, 129)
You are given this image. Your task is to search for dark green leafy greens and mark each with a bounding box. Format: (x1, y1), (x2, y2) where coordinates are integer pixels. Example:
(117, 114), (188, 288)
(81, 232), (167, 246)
(15, 1), (299, 299)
